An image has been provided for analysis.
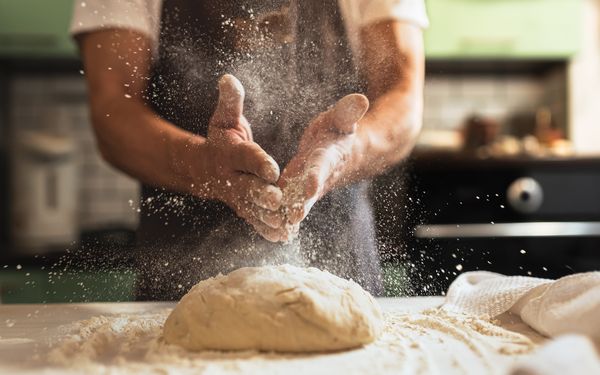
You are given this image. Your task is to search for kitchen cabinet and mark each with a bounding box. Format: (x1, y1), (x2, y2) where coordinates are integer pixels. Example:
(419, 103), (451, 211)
(0, 0), (76, 58)
(425, 0), (582, 59)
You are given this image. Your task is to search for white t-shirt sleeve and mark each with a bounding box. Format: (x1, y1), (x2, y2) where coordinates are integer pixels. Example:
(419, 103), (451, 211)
(70, 0), (428, 52)
(70, 0), (162, 42)
(339, 0), (429, 29)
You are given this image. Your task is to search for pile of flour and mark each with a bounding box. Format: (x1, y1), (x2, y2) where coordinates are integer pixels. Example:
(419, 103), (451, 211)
(44, 308), (538, 375)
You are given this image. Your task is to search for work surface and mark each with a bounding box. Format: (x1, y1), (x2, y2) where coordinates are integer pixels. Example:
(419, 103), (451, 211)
(0, 297), (546, 374)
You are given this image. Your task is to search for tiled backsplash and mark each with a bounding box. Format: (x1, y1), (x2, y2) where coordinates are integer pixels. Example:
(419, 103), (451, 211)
(10, 75), (139, 231)
(423, 68), (567, 133)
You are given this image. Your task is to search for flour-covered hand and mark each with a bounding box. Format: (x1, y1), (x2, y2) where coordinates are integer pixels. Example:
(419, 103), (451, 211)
(279, 94), (370, 229)
(190, 74), (285, 241)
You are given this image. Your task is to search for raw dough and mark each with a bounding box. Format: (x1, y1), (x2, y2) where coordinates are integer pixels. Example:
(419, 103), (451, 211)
(163, 264), (383, 352)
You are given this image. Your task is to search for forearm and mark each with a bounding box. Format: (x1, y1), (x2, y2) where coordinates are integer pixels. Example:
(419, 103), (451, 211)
(352, 85), (423, 178)
(334, 20), (424, 187)
(89, 94), (211, 197)
(80, 29), (216, 199)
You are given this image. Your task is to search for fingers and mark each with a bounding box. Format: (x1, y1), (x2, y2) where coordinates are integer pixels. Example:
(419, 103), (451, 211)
(252, 220), (292, 243)
(251, 185), (283, 211)
(284, 146), (343, 224)
(330, 93), (369, 134)
(251, 219), (298, 243)
(234, 199), (287, 242)
(253, 223), (284, 243)
(237, 207), (285, 242)
(288, 194), (319, 224)
(231, 142), (280, 183)
(212, 74), (245, 128)
(228, 173), (294, 242)
(232, 173), (286, 225)
(235, 173), (283, 209)
(254, 207), (286, 228)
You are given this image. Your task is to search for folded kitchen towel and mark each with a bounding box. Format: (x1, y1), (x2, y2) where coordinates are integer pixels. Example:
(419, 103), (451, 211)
(510, 335), (600, 375)
(443, 271), (600, 340)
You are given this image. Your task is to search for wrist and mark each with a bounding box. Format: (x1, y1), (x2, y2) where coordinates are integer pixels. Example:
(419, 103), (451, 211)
(167, 133), (214, 198)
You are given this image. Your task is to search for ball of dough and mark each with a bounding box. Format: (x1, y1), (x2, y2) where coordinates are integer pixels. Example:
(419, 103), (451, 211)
(163, 264), (383, 352)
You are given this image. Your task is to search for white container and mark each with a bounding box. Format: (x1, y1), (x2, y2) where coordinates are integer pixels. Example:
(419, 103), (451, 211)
(10, 130), (79, 252)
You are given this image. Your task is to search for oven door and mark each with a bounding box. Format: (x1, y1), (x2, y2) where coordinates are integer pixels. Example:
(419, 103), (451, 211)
(374, 155), (600, 295)
(409, 222), (600, 294)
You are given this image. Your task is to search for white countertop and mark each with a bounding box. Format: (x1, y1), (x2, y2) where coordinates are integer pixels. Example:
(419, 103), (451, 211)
(0, 297), (442, 342)
(0, 297), (545, 374)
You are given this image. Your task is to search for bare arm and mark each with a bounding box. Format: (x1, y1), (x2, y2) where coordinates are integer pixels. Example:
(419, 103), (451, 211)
(277, 20), (425, 231)
(78, 29), (203, 194)
(79, 29), (284, 241)
(352, 20), (425, 178)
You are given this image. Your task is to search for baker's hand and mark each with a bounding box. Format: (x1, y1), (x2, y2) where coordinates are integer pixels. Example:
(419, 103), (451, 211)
(279, 94), (369, 233)
(195, 74), (285, 241)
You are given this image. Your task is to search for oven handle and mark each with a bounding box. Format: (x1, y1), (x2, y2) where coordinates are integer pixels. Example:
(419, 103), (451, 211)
(415, 222), (600, 238)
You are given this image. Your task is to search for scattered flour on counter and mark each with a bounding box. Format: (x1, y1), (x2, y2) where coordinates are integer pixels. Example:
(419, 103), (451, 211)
(47, 312), (168, 366)
(44, 308), (538, 375)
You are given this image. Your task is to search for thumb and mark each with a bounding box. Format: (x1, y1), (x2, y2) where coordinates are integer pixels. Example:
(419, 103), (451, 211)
(213, 74), (245, 127)
(329, 94), (369, 134)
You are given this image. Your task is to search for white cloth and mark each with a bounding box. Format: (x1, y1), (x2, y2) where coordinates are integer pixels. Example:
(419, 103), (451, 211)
(512, 272), (600, 339)
(444, 271), (600, 375)
(443, 271), (552, 319)
(510, 335), (600, 375)
(443, 271), (600, 341)
(443, 271), (600, 340)
(70, 0), (429, 46)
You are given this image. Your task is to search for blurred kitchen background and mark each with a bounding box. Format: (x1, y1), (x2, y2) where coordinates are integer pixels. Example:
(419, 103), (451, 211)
(1, 0), (600, 302)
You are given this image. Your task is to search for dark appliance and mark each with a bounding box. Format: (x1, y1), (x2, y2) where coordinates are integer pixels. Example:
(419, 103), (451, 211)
(375, 152), (600, 295)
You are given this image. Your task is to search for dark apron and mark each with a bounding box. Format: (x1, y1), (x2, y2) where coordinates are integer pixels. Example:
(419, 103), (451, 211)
(135, 0), (383, 300)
